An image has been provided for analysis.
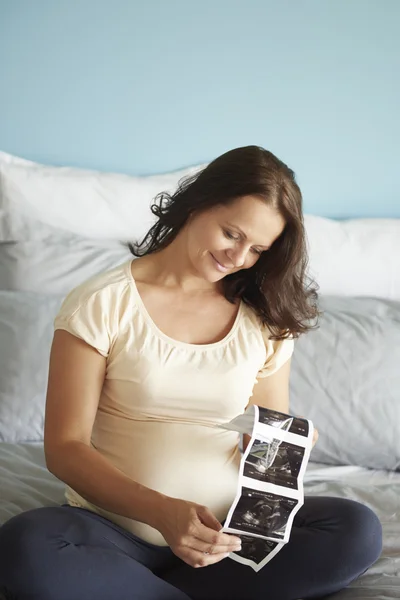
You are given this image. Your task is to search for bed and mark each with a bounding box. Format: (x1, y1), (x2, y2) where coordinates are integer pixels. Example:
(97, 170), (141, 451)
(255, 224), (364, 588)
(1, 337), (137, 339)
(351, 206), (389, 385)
(1, 445), (399, 599)
(0, 151), (399, 599)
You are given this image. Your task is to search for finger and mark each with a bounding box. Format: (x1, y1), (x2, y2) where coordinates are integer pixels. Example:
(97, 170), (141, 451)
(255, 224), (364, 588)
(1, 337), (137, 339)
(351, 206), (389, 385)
(297, 416), (318, 441)
(191, 550), (232, 568)
(194, 522), (241, 546)
(197, 506), (223, 532)
(196, 506), (242, 545)
(176, 545), (231, 568)
(312, 428), (319, 446)
(191, 537), (242, 555)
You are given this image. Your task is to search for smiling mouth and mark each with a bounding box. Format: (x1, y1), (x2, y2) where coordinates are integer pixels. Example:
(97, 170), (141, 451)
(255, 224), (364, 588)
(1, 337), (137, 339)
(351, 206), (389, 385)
(210, 253), (231, 272)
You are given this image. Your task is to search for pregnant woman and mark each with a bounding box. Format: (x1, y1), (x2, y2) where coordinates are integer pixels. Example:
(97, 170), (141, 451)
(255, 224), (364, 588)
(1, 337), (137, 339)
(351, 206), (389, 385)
(0, 146), (382, 600)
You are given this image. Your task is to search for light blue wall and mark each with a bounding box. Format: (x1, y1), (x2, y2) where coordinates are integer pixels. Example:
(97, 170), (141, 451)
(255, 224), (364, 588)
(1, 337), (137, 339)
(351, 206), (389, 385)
(1, 0), (399, 218)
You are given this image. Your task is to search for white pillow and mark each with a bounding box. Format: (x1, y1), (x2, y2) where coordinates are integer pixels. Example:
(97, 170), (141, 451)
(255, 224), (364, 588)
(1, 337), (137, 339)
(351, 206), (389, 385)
(0, 151), (205, 292)
(305, 216), (400, 300)
(0, 237), (131, 294)
(0, 151), (205, 241)
(0, 151), (34, 166)
(290, 295), (400, 471)
(0, 291), (63, 442)
(2, 151), (400, 300)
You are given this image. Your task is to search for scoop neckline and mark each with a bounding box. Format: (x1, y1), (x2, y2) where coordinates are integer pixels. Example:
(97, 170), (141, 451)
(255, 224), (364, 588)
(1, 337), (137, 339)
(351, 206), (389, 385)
(125, 259), (243, 350)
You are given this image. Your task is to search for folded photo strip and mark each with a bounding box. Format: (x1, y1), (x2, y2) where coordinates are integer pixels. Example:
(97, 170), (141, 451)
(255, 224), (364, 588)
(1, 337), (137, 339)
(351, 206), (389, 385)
(218, 405), (314, 571)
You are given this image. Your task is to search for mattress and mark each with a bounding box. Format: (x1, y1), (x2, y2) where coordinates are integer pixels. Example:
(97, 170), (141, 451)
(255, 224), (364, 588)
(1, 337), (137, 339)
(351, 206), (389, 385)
(0, 443), (399, 599)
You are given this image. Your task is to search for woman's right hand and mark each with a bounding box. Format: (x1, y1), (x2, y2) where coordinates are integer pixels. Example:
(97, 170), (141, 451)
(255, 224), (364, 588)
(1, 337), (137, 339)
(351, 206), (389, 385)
(154, 496), (242, 568)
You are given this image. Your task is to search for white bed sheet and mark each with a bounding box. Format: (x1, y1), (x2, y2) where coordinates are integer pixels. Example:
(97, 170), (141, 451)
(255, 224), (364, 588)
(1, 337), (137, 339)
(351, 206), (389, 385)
(304, 463), (400, 599)
(0, 443), (399, 599)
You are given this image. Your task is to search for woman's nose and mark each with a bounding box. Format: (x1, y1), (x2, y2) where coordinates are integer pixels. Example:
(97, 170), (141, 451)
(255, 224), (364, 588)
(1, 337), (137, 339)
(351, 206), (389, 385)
(227, 245), (248, 267)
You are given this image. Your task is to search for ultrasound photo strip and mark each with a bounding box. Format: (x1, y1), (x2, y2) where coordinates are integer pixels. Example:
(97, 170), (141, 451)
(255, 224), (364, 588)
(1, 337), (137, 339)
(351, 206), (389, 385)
(218, 405), (314, 571)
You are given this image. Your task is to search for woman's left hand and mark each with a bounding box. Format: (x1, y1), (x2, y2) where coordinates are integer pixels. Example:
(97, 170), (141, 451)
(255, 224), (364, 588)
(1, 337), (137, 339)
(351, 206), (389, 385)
(312, 427), (319, 449)
(298, 415), (318, 449)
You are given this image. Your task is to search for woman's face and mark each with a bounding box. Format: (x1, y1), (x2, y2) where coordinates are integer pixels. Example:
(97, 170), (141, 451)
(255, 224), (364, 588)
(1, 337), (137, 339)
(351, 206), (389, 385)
(186, 195), (286, 283)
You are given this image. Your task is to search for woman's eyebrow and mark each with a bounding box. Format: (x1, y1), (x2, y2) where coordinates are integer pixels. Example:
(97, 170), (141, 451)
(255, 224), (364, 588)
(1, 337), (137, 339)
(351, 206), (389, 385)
(226, 222), (269, 249)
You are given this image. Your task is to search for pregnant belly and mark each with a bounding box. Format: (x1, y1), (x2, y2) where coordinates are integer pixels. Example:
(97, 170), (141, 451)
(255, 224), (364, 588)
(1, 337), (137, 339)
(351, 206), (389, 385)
(78, 415), (242, 545)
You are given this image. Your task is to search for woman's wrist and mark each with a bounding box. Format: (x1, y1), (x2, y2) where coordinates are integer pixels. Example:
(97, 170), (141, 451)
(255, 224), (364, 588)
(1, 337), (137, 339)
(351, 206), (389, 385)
(128, 485), (170, 530)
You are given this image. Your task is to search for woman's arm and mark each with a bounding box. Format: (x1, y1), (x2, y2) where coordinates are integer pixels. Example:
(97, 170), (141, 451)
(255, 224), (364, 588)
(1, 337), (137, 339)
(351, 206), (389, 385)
(44, 330), (165, 529)
(44, 330), (242, 566)
(243, 359), (318, 451)
(243, 358), (291, 453)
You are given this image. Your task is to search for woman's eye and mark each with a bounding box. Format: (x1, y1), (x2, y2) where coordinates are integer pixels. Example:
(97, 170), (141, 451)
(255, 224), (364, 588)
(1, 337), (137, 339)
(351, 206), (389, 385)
(224, 230), (238, 240)
(252, 248), (263, 256)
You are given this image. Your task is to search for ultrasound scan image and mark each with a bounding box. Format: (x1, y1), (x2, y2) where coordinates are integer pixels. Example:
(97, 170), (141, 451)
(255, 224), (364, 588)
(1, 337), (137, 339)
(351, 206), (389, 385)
(244, 438), (304, 489)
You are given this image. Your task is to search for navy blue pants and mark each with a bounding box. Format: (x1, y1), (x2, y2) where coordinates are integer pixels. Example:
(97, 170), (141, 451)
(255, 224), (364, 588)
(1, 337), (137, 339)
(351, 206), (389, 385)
(0, 497), (382, 600)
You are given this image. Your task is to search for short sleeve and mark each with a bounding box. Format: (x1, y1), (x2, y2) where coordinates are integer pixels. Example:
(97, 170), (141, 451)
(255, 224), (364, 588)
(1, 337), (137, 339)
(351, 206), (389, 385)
(257, 329), (295, 378)
(54, 284), (115, 358)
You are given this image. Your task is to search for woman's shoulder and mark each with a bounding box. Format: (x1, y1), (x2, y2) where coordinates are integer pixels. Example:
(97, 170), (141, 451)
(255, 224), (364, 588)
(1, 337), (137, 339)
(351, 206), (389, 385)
(241, 303), (295, 374)
(53, 260), (135, 357)
(55, 260), (135, 331)
(61, 259), (133, 310)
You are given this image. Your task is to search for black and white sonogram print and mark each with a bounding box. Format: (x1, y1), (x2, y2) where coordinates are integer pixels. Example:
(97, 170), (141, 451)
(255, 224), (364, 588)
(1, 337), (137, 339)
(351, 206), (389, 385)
(244, 438), (304, 489)
(233, 534), (279, 564)
(230, 487), (297, 539)
(258, 407), (309, 437)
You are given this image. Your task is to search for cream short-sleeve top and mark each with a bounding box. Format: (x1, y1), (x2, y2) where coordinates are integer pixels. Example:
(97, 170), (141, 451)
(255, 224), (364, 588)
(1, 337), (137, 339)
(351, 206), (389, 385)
(54, 260), (294, 546)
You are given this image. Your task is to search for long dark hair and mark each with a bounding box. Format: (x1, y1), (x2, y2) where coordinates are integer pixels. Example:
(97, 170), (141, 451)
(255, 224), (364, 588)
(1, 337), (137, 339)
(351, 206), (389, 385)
(129, 145), (319, 339)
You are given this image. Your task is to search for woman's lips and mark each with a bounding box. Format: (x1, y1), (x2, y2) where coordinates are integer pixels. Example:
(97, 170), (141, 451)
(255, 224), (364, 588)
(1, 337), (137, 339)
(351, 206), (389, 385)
(210, 253), (230, 273)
